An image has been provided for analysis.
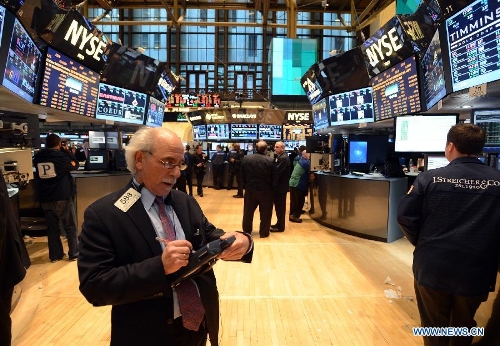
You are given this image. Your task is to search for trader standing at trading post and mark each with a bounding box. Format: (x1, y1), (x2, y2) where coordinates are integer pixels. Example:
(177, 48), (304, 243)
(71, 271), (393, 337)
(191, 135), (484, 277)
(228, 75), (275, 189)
(78, 127), (253, 346)
(398, 123), (500, 346)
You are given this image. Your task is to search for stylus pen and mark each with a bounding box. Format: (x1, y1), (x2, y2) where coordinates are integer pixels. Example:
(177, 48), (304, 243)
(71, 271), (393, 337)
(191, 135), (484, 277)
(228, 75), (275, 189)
(155, 237), (170, 245)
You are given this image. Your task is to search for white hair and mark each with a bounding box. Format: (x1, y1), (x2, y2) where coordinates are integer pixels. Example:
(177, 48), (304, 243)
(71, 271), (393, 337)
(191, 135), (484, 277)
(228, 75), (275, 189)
(125, 127), (157, 175)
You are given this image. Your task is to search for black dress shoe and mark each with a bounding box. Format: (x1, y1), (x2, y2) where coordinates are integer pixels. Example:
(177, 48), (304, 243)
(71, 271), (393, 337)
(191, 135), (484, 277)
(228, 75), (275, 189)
(233, 194), (243, 198)
(260, 233), (270, 238)
(199, 193), (203, 197)
(289, 216), (302, 223)
(270, 227), (284, 232)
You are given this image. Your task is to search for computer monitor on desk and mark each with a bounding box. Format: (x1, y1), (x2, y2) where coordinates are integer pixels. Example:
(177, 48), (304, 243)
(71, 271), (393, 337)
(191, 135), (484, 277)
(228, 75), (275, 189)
(424, 154), (449, 171)
(86, 150), (109, 171)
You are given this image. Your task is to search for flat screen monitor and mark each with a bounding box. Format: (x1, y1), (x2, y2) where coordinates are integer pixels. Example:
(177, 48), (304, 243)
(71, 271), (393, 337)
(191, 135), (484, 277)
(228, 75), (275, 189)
(424, 154), (449, 171)
(153, 65), (178, 102)
(284, 140), (306, 151)
(39, 47), (99, 116)
(105, 131), (121, 150)
(193, 124), (207, 140)
(348, 134), (389, 172)
(271, 38), (318, 96)
(421, 28), (448, 110)
(312, 98), (330, 131)
(230, 124), (258, 140)
(371, 55), (422, 121)
(101, 43), (163, 94)
(445, 0), (500, 92)
(394, 114), (458, 153)
(95, 83), (147, 125)
(206, 124), (230, 140)
(1, 15), (42, 103)
(328, 87), (374, 126)
(88, 131), (106, 149)
(86, 149), (109, 170)
(349, 141), (368, 164)
(258, 124), (282, 140)
(472, 108), (500, 151)
(145, 95), (165, 128)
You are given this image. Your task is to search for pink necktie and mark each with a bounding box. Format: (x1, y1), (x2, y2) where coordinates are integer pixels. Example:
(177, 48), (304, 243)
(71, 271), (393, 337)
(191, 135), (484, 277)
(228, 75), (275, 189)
(155, 196), (205, 331)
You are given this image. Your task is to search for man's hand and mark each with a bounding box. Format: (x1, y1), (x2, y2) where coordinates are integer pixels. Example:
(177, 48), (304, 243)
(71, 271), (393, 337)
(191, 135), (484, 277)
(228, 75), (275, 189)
(160, 239), (193, 274)
(218, 232), (251, 261)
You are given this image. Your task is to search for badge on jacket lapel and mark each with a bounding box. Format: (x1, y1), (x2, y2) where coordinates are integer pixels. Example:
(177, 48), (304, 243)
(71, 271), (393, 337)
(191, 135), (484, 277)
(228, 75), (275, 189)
(114, 188), (141, 212)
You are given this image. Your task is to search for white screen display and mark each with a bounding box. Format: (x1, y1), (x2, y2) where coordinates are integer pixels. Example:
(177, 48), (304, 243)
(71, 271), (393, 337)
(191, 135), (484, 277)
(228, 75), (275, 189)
(395, 115), (457, 153)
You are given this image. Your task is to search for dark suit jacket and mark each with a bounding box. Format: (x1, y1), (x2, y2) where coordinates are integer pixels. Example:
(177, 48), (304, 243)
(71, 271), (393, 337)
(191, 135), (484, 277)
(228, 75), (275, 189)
(274, 152), (291, 194)
(78, 182), (252, 345)
(0, 175), (30, 293)
(240, 152), (277, 191)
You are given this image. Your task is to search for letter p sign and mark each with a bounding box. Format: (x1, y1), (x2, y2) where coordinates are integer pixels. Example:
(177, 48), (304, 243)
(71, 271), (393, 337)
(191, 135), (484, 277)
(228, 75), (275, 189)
(37, 162), (56, 179)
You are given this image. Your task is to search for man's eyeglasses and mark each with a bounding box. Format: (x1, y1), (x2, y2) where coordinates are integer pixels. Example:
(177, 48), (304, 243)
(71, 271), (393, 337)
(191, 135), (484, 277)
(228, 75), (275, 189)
(146, 151), (187, 170)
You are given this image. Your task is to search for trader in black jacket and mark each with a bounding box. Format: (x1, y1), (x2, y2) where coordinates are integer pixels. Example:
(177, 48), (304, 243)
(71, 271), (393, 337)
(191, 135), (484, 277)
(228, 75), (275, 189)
(271, 141), (290, 232)
(78, 127), (253, 346)
(398, 123), (500, 346)
(0, 174), (31, 346)
(240, 140), (277, 238)
(33, 134), (79, 262)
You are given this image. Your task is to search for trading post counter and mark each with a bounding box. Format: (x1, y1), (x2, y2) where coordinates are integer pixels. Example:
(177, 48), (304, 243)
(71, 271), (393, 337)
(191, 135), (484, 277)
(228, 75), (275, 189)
(310, 172), (408, 243)
(74, 171), (132, 231)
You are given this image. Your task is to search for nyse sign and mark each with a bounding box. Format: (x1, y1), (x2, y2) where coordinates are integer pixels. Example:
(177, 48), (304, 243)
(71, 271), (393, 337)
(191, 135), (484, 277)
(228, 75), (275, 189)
(364, 27), (404, 67)
(63, 20), (107, 62)
(286, 111), (312, 122)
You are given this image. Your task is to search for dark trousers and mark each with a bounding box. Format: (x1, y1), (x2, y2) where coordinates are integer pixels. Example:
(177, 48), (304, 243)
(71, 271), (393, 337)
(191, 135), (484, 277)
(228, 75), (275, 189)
(41, 198), (79, 261)
(111, 317), (207, 346)
(414, 280), (488, 346)
(212, 164), (224, 189)
(242, 189), (273, 237)
(228, 170), (243, 195)
(289, 187), (306, 218)
(0, 288), (14, 346)
(174, 175), (187, 193)
(273, 192), (288, 230)
(186, 172), (193, 196)
(195, 171), (205, 195)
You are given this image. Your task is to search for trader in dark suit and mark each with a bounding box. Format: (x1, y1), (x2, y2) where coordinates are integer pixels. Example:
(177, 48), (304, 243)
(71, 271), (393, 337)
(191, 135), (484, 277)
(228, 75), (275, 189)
(0, 174), (31, 346)
(78, 127), (253, 346)
(271, 141), (291, 232)
(240, 141), (277, 238)
(398, 124), (500, 346)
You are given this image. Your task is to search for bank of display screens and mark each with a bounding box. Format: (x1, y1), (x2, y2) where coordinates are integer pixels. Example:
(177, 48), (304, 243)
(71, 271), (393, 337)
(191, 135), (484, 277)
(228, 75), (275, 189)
(312, 98), (330, 131)
(145, 96), (165, 128)
(394, 114), (458, 153)
(445, 0), (500, 92)
(193, 124), (207, 140)
(207, 124), (229, 140)
(328, 87), (374, 126)
(472, 108), (500, 151)
(39, 47), (99, 116)
(258, 124), (282, 140)
(96, 83), (147, 125)
(421, 28), (448, 110)
(0, 8), (42, 103)
(230, 124), (257, 140)
(371, 56), (421, 120)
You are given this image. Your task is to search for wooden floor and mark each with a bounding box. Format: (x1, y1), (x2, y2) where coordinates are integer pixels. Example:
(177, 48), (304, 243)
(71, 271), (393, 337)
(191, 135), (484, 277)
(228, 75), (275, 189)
(11, 187), (498, 346)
